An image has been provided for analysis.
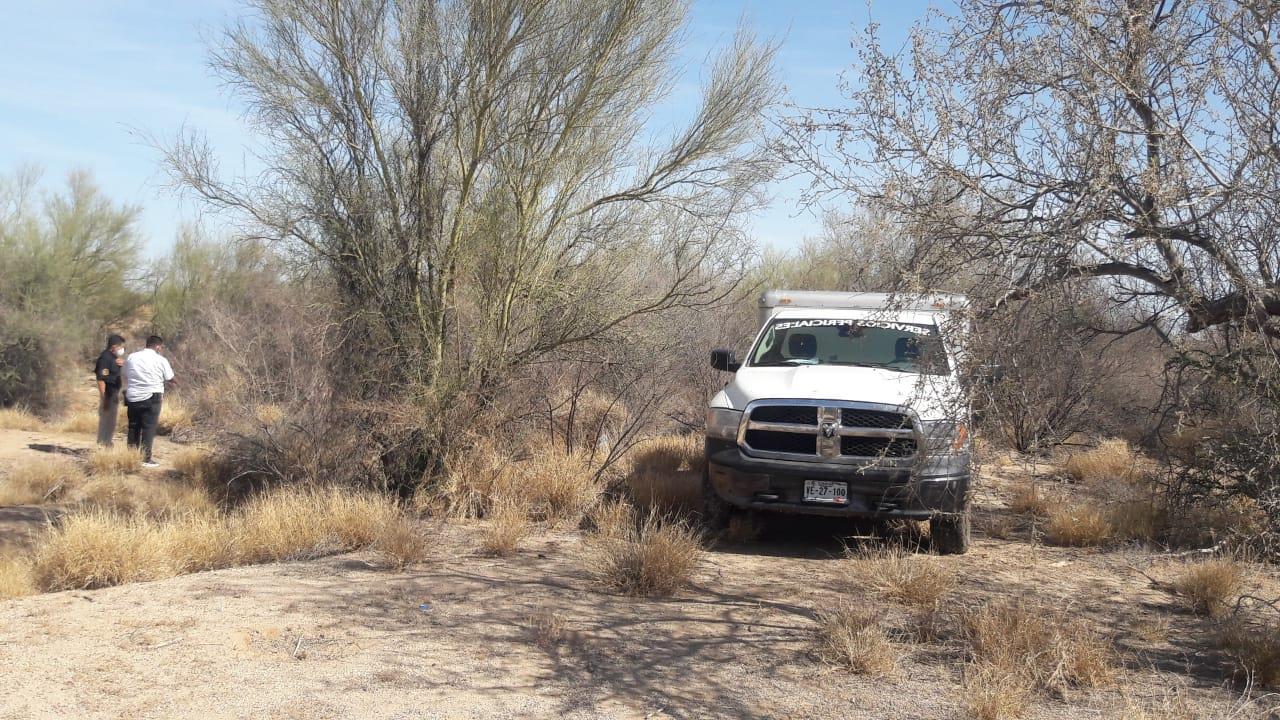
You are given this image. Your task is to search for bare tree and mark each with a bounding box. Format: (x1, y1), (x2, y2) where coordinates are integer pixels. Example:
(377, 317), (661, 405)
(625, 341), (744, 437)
(165, 0), (778, 402)
(788, 0), (1280, 344)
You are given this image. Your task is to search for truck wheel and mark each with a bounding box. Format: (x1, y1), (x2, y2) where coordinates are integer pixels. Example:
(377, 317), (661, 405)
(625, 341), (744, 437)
(930, 513), (971, 555)
(702, 471), (734, 532)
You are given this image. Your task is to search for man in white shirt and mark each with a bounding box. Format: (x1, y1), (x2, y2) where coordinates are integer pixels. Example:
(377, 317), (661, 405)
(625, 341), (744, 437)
(122, 335), (176, 467)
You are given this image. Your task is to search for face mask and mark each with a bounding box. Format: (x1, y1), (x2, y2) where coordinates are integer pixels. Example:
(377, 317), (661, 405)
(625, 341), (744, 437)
(114, 347), (125, 357)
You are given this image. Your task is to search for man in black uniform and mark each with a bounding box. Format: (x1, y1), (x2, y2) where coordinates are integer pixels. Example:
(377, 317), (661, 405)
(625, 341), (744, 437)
(94, 334), (126, 446)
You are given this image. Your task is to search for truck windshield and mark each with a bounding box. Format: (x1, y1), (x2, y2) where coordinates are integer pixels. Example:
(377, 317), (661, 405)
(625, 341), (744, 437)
(748, 318), (949, 375)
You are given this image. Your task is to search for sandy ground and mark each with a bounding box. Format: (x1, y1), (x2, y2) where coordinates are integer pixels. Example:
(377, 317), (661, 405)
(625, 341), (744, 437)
(0, 426), (1276, 719)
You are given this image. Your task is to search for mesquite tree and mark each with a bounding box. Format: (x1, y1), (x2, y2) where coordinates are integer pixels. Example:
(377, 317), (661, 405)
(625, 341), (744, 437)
(790, 0), (1280, 537)
(790, 0), (1280, 343)
(166, 0), (778, 401)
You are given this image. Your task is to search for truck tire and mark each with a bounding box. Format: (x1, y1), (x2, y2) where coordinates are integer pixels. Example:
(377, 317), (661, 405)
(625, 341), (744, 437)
(702, 471), (734, 532)
(930, 513), (971, 555)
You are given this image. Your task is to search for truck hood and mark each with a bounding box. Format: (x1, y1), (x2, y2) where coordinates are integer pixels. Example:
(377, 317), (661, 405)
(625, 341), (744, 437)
(713, 365), (962, 421)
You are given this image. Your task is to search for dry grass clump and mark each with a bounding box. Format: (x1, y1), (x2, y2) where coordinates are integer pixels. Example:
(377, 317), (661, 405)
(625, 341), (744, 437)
(1170, 558), (1244, 617)
(526, 608), (568, 650)
(87, 445), (142, 475)
(812, 604), (897, 677)
(371, 516), (430, 571)
(847, 545), (956, 609)
(1108, 498), (1167, 543)
(480, 499), (532, 557)
(434, 439), (600, 525)
(71, 474), (217, 519)
(1042, 505), (1114, 547)
(31, 511), (171, 590)
(630, 434), (705, 475)
(29, 485), (420, 592)
(625, 467), (703, 514)
(624, 435), (706, 514)
(155, 394), (194, 435)
(234, 486), (402, 564)
(169, 445), (219, 485)
(963, 600), (1117, 697)
(961, 662), (1032, 720)
(1007, 482), (1052, 517)
(0, 555), (36, 598)
(1063, 438), (1145, 484)
(1217, 620), (1280, 688)
(0, 457), (83, 505)
(57, 409), (99, 435)
(583, 502), (701, 596)
(979, 514), (1017, 540)
(0, 407), (44, 431)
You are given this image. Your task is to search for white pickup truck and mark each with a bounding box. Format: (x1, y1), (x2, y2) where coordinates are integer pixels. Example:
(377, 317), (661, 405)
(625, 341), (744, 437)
(705, 290), (974, 553)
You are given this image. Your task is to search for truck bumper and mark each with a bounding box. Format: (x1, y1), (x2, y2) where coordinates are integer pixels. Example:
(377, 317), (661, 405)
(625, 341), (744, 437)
(706, 439), (969, 519)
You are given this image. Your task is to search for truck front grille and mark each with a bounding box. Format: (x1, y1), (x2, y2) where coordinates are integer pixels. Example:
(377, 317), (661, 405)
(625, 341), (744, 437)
(744, 429), (817, 454)
(840, 408), (912, 430)
(750, 406), (818, 425)
(840, 437), (917, 458)
(741, 403), (917, 462)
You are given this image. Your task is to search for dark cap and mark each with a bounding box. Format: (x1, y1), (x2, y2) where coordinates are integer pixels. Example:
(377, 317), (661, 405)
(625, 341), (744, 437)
(107, 334), (126, 348)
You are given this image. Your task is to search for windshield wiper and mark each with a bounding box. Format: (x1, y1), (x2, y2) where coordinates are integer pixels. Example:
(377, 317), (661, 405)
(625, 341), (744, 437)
(828, 361), (913, 373)
(754, 359), (817, 367)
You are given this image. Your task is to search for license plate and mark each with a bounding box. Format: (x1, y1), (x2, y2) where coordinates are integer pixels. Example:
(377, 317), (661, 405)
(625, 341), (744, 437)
(803, 480), (848, 504)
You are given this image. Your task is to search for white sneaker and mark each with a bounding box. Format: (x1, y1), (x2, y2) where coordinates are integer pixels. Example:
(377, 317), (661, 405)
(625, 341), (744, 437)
(141, 461), (161, 468)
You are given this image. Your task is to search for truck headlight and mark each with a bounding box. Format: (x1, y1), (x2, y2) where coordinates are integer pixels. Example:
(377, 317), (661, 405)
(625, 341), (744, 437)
(706, 407), (744, 441)
(918, 419), (970, 454)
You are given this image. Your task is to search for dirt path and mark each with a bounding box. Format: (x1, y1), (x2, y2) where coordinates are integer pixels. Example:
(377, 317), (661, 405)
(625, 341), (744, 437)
(0, 517), (1267, 720)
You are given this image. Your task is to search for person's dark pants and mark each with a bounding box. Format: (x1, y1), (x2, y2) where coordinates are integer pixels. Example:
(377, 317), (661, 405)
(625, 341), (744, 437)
(126, 393), (163, 463)
(97, 388), (120, 446)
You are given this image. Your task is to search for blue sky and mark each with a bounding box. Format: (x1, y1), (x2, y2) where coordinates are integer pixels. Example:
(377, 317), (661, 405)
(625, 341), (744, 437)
(0, 0), (943, 255)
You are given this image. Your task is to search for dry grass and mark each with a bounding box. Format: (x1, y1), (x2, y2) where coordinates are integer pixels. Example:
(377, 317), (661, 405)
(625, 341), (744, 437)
(963, 600), (1117, 697)
(1217, 620), (1280, 688)
(1108, 499), (1167, 543)
(1171, 558), (1244, 617)
(480, 499), (532, 557)
(847, 545), (956, 609)
(155, 394), (194, 435)
(234, 486), (402, 564)
(0, 457), (83, 505)
(86, 445), (142, 475)
(57, 409), (99, 435)
(371, 517), (430, 571)
(59, 406), (128, 436)
(1043, 505), (1115, 547)
(812, 604), (898, 677)
(626, 468), (703, 514)
(435, 440), (600, 525)
(29, 485), (421, 592)
(584, 502), (702, 596)
(525, 608), (568, 650)
(0, 407), (44, 431)
(1063, 438), (1145, 484)
(31, 511), (171, 590)
(980, 514), (1017, 540)
(630, 434), (705, 475)
(1007, 482), (1052, 517)
(71, 473), (217, 518)
(0, 555), (36, 598)
(169, 445), (218, 484)
(961, 662), (1032, 720)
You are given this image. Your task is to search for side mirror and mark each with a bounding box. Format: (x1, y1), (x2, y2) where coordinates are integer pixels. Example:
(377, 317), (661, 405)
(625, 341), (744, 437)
(710, 348), (741, 373)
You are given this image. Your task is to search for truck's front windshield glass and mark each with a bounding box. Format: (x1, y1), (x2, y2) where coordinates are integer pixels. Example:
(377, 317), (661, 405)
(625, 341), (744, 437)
(749, 318), (950, 375)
